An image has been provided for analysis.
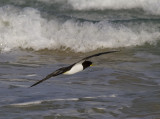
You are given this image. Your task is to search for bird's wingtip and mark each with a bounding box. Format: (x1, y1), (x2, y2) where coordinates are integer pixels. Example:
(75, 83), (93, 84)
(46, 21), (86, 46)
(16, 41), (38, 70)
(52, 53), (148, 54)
(29, 84), (36, 88)
(29, 80), (42, 88)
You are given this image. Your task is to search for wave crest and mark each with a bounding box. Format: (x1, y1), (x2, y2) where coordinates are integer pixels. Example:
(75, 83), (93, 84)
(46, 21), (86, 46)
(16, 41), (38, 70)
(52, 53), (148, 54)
(36, 0), (160, 15)
(68, 0), (160, 15)
(0, 5), (160, 52)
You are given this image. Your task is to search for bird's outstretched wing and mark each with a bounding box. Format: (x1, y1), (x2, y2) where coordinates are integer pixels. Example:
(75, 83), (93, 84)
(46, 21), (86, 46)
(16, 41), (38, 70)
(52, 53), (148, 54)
(30, 50), (119, 87)
(76, 50), (119, 63)
(30, 66), (72, 87)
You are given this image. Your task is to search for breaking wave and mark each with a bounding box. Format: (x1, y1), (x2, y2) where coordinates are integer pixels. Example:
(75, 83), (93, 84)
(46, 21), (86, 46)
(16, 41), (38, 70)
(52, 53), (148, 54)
(0, 5), (160, 52)
(37, 0), (160, 15)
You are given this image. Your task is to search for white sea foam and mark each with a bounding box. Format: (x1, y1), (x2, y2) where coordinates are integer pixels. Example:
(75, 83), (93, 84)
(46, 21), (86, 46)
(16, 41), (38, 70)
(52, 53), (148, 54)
(69, 0), (160, 15)
(0, 5), (159, 53)
(38, 0), (160, 15)
(11, 98), (78, 106)
(11, 100), (42, 106)
(10, 95), (115, 106)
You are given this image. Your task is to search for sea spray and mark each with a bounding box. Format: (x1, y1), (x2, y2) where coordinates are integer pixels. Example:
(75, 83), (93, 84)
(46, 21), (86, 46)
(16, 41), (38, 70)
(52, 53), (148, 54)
(0, 5), (160, 52)
(37, 0), (160, 15)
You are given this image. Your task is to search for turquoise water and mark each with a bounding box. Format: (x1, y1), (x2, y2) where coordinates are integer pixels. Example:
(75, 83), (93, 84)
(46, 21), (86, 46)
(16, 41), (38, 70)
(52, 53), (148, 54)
(0, 0), (160, 119)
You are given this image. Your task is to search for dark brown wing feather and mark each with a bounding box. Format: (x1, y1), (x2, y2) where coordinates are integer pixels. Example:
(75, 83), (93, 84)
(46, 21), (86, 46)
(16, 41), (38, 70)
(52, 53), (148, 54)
(30, 65), (73, 87)
(76, 50), (119, 63)
(30, 50), (119, 87)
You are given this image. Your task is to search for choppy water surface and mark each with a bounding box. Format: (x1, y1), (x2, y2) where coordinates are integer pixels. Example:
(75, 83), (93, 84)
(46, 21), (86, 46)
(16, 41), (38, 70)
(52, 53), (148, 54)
(0, 0), (160, 119)
(0, 48), (160, 119)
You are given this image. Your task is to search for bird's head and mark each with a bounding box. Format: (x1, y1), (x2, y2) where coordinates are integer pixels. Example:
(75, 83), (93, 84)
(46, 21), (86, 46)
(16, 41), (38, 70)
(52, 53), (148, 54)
(82, 61), (93, 69)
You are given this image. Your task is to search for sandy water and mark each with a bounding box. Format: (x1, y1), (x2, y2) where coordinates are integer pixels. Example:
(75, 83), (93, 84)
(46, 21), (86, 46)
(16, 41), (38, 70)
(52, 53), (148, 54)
(0, 0), (160, 118)
(0, 47), (160, 119)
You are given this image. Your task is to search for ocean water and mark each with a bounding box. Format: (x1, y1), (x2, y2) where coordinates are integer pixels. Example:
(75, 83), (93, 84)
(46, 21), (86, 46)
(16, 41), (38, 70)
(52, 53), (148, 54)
(0, 0), (160, 119)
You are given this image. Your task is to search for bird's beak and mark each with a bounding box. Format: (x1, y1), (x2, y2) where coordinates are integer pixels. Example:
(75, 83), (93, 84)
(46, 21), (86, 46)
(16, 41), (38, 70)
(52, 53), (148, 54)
(90, 64), (93, 66)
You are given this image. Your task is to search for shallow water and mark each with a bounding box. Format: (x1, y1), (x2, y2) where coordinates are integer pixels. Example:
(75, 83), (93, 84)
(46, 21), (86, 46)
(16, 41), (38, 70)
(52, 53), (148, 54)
(0, 0), (160, 119)
(0, 48), (160, 119)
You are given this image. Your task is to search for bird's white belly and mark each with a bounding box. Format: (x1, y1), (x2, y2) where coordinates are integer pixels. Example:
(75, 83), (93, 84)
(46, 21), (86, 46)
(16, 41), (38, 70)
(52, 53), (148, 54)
(64, 63), (83, 75)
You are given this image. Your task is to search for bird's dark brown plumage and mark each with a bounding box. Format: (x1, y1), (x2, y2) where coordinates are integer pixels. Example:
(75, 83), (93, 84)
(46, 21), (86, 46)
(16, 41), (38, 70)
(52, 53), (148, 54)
(30, 50), (119, 87)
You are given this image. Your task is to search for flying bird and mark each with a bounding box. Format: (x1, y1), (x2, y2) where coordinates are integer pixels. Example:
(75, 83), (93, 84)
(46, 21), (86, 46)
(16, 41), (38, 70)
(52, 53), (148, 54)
(30, 51), (119, 87)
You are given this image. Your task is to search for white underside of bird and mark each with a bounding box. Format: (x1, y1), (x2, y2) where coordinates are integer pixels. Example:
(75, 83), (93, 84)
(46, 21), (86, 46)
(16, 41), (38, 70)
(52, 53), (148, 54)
(63, 63), (83, 75)
(30, 51), (119, 87)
